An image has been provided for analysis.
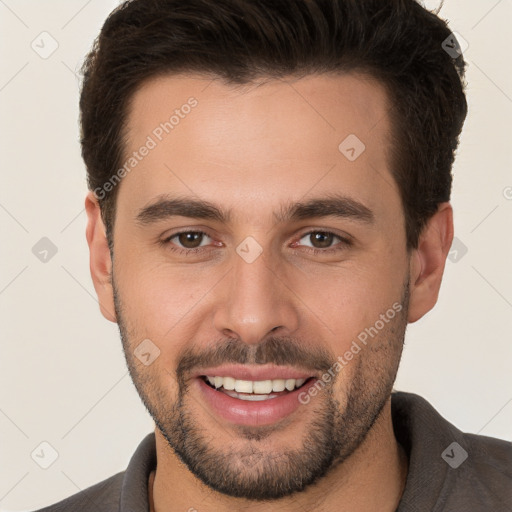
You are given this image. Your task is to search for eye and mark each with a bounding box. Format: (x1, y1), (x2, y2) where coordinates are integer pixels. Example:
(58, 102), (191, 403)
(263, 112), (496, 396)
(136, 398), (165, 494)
(163, 231), (213, 250)
(294, 230), (351, 252)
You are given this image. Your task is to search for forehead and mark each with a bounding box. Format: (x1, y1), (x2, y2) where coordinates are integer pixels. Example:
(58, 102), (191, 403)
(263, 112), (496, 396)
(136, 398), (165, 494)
(119, 72), (400, 224)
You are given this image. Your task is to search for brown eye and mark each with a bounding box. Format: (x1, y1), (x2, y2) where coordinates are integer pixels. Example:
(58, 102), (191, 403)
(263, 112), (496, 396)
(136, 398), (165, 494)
(309, 232), (334, 248)
(293, 230), (350, 253)
(176, 232), (205, 248)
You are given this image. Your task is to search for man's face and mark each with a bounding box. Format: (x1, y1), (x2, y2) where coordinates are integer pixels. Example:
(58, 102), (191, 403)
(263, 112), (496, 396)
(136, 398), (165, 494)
(110, 73), (410, 499)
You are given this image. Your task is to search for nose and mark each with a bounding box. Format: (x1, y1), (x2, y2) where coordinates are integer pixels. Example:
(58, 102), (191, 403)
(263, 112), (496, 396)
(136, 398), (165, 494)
(213, 248), (300, 345)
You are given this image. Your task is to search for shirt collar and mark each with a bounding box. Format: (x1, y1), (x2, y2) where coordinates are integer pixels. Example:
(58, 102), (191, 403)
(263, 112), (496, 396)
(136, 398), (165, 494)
(119, 431), (157, 512)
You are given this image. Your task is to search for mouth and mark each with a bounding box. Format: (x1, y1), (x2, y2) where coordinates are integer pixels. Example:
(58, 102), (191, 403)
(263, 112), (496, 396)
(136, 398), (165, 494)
(201, 375), (312, 401)
(193, 367), (318, 426)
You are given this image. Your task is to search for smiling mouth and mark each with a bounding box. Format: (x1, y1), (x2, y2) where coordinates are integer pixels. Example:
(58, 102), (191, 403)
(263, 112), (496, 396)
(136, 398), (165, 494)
(201, 375), (313, 401)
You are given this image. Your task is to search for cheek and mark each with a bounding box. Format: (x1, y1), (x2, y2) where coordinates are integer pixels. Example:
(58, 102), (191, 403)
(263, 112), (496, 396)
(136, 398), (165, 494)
(289, 260), (406, 348)
(114, 254), (222, 344)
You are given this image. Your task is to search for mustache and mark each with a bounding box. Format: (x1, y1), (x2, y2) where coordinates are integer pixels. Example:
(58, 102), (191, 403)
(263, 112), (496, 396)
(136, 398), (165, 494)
(177, 336), (334, 378)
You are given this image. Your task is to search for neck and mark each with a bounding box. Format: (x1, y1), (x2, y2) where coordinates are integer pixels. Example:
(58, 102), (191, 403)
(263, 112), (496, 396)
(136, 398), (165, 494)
(150, 398), (408, 512)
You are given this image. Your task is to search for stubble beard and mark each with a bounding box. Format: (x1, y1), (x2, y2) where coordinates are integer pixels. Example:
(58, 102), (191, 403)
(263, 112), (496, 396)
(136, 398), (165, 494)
(113, 276), (409, 500)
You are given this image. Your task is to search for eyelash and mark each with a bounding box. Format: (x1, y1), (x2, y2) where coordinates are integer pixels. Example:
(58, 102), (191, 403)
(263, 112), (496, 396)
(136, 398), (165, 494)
(296, 231), (353, 254)
(160, 229), (352, 256)
(160, 231), (216, 256)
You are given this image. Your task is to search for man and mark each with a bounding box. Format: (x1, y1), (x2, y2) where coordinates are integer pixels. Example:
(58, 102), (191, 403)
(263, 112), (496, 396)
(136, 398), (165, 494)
(34, 0), (511, 511)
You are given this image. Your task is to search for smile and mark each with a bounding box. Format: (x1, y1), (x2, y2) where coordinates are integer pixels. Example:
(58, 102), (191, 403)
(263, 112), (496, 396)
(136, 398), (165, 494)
(202, 376), (309, 401)
(195, 368), (318, 426)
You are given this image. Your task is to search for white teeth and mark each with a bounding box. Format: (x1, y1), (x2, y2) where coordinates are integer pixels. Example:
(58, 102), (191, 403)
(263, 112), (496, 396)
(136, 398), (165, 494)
(253, 380), (273, 394)
(205, 376), (308, 394)
(222, 376), (236, 391)
(285, 379), (296, 391)
(234, 379), (253, 393)
(223, 389), (278, 401)
(272, 379), (286, 392)
(295, 378), (306, 388)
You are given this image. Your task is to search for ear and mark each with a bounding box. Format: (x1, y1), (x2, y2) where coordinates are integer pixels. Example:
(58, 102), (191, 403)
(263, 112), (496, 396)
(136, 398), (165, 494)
(407, 202), (454, 323)
(85, 191), (117, 323)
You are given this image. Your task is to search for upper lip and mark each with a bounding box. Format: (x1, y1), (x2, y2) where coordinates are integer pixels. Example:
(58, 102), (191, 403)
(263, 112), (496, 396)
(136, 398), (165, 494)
(193, 364), (316, 381)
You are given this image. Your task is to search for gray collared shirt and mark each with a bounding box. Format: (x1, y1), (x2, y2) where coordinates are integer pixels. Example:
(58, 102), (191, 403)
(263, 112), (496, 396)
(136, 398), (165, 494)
(31, 392), (512, 511)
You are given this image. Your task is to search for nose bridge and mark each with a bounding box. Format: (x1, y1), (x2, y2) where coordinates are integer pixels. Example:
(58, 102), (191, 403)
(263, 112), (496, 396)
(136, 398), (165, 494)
(213, 247), (299, 344)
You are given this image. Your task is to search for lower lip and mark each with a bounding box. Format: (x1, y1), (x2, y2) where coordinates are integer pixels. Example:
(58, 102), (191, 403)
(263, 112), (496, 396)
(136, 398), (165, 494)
(195, 378), (316, 426)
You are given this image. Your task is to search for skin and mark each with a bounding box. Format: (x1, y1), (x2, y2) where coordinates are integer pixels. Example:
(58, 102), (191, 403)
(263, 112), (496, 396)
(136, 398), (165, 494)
(85, 73), (453, 511)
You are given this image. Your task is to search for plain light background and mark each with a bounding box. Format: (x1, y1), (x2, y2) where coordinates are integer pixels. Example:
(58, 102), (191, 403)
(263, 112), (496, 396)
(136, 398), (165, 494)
(1, 0), (511, 510)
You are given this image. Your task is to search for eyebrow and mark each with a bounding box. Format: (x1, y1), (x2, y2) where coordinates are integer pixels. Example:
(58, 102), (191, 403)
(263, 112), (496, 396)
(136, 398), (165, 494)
(136, 196), (228, 225)
(276, 194), (374, 224)
(135, 193), (374, 226)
